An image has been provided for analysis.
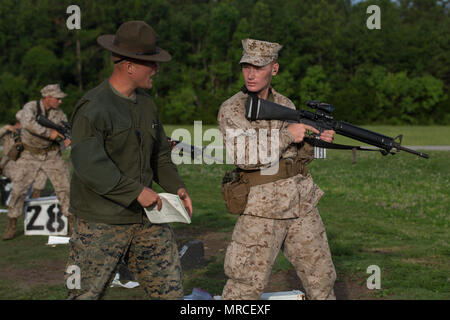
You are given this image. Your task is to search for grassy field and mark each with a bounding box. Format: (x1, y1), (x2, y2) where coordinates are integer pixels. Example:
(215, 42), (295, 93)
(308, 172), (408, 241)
(0, 126), (449, 299)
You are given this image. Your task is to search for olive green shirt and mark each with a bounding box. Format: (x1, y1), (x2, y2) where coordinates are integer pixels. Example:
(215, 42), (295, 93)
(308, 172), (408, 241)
(69, 80), (185, 224)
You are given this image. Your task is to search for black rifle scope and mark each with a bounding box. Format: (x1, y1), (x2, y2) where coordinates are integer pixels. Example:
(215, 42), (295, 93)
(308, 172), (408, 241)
(306, 100), (335, 114)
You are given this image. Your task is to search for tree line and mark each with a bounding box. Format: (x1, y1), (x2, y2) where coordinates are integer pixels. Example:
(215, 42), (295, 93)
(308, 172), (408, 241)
(0, 0), (448, 125)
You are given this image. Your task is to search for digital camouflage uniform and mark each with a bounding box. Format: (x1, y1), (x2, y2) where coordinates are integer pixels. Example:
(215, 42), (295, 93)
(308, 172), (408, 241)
(217, 39), (336, 300)
(65, 21), (187, 300)
(0, 118), (48, 192)
(7, 97), (70, 219)
(0, 124), (20, 180)
(67, 216), (182, 299)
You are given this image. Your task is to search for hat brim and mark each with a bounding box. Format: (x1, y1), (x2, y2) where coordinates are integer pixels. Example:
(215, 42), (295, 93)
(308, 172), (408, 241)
(97, 35), (172, 62)
(43, 92), (67, 99)
(53, 93), (67, 99)
(240, 55), (274, 67)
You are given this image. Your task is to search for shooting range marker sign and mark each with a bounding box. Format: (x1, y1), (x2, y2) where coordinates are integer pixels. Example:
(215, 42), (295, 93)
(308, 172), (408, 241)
(24, 196), (68, 236)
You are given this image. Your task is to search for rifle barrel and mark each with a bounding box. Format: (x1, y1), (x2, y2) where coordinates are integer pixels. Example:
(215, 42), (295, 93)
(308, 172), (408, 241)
(333, 121), (396, 150)
(396, 145), (429, 159)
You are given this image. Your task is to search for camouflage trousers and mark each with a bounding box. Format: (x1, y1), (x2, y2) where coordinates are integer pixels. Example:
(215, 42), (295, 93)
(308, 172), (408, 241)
(65, 216), (183, 300)
(222, 209), (336, 300)
(7, 150), (70, 218)
(2, 160), (47, 191)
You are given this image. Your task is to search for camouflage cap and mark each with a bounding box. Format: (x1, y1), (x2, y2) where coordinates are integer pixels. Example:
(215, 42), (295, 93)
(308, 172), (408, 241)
(239, 38), (283, 67)
(40, 84), (67, 99)
(15, 109), (24, 122)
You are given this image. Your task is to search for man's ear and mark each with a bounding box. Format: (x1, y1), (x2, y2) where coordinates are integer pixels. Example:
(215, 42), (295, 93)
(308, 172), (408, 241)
(272, 62), (279, 75)
(126, 61), (134, 74)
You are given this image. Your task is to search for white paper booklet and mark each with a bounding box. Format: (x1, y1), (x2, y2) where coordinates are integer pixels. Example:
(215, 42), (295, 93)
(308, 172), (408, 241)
(47, 236), (71, 245)
(144, 193), (191, 224)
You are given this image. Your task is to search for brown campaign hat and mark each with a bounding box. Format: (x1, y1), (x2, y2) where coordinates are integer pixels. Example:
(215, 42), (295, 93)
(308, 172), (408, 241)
(40, 84), (67, 98)
(97, 21), (171, 62)
(240, 38), (282, 67)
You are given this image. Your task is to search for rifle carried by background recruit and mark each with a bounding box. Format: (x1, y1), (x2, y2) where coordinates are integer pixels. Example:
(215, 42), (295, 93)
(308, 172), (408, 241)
(167, 138), (201, 160)
(36, 115), (71, 141)
(167, 138), (223, 163)
(242, 86), (429, 159)
(35, 100), (71, 141)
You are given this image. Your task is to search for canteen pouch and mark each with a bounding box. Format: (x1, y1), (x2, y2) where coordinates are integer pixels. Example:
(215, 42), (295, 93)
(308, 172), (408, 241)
(221, 169), (250, 215)
(7, 141), (24, 161)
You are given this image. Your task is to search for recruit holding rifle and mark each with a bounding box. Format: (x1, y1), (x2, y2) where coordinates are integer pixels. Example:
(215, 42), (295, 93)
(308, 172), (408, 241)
(35, 101), (71, 143)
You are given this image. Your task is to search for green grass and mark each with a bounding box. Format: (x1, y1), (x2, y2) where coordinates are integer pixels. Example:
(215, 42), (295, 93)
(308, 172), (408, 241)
(310, 150), (449, 299)
(173, 149), (450, 299)
(0, 126), (448, 299)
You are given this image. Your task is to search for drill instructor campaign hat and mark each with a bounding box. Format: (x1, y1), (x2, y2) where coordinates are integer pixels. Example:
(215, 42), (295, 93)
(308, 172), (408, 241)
(97, 21), (171, 62)
(40, 84), (67, 99)
(239, 38), (282, 67)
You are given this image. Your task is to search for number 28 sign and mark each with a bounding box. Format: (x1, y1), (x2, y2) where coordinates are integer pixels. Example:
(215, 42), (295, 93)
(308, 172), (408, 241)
(24, 196), (68, 236)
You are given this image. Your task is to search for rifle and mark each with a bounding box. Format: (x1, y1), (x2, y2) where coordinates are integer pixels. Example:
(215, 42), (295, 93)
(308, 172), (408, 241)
(167, 138), (223, 163)
(35, 100), (71, 141)
(167, 138), (201, 160)
(36, 115), (72, 141)
(243, 87), (429, 159)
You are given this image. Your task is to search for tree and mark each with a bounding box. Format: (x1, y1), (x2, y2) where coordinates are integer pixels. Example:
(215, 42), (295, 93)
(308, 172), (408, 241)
(0, 0), (447, 125)
(21, 46), (60, 88)
(299, 65), (332, 105)
(0, 72), (27, 122)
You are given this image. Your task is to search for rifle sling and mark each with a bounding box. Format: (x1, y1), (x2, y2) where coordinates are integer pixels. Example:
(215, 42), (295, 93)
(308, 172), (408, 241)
(36, 100), (43, 118)
(246, 92), (259, 121)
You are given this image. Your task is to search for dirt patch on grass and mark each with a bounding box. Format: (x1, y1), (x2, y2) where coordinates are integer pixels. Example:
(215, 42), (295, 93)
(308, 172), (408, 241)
(0, 260), (66, 290)
(0, 229), (377, 299)
(175, 229), (231, 259)
(368, 246), (410, 254)
(175, 229), (377, 300)
(200, 231), (230, 259)
(265, 269), (375, 300)
(400, 257), (441, 267)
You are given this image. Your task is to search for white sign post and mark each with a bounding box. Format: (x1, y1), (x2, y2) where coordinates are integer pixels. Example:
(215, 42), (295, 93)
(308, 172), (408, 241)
(24, 196), (68, 236)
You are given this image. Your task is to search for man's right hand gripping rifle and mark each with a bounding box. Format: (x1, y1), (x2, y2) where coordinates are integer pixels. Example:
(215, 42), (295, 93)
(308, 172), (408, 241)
(38, 116), (71, 148)
(49, 129), (70, 148)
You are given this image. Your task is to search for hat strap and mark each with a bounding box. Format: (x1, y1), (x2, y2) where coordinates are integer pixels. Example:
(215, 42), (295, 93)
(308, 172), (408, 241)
(113, 57), (127, 64)
(113, 49), (159, 64)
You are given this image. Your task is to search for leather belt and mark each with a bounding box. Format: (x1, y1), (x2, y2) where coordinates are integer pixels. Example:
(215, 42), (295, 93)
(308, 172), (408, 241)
(239, 156), (307, 187)
(23, 143), (59, 155)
